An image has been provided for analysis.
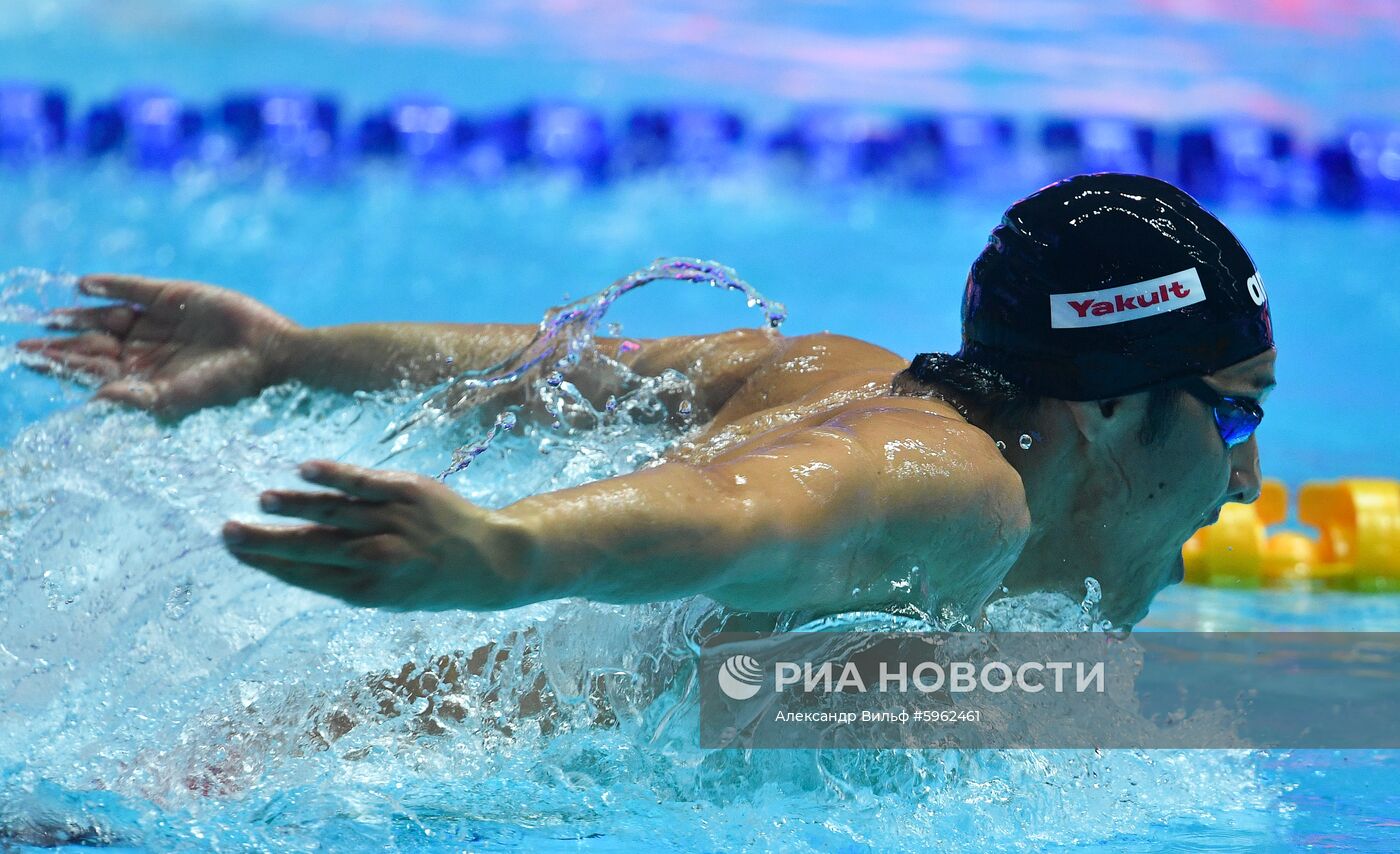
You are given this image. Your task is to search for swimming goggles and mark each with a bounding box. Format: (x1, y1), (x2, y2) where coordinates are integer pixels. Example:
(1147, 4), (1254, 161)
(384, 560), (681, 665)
(1181, 378), (1264, 449)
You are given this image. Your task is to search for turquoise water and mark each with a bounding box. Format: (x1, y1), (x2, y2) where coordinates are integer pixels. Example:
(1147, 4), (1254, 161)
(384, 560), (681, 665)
(3, 372), (1396, 852)
(3, 1), (1400, 851)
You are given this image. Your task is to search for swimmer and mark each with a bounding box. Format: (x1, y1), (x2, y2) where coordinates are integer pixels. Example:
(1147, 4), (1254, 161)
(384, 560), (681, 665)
(17, 173), (1275, 629)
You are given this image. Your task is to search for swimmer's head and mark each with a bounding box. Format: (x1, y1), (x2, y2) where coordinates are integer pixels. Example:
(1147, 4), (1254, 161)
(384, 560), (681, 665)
(899, 173), (1277, 628)
(956, 171), (1272, 400)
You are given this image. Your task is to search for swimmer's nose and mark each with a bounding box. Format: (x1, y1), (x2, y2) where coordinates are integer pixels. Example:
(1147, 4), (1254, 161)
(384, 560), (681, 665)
(1227, 435), (1262, 505)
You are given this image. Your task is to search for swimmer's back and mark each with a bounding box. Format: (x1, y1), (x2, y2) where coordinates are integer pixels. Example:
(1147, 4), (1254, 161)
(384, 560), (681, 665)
(696, 391), (1030, 615)
(650, 333), (1030, 615)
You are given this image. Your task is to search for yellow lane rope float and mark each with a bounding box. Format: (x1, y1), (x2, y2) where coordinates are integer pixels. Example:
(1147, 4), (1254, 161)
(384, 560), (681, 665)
(1183, 478), (1400, 590)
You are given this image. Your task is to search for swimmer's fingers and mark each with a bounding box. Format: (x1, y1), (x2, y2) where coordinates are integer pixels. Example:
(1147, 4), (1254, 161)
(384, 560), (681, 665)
(16, 336), (172, 409)
(226, 551), (390, 608)
(258, 489), (395, 533)
(18, 331), (122, 359)
(94, 378), (161, 410)
(41, 304), (142, 338)
(296, 460), (427, 503)
(17, 353), (118, 384)
(222, 520), (413, 570)
(79, 274), (171, 305)
(15, 339), (122, 382)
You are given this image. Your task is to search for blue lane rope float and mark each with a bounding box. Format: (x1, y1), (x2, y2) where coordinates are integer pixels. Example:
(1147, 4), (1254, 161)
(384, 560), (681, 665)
(1, 82), (1398, 210)
(1184, 478), (1400, 591)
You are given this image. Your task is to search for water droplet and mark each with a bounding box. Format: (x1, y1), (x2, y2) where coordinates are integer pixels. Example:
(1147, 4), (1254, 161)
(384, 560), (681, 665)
(678, 400), (693, 417)
(551, 419), (562, 430)
(1019, 433), (1033, 450)
(164, 582), (193, 620)
(41, 569), (77, 611)
(394, 257), (783, 477)
(1080, 577), (1103, 614)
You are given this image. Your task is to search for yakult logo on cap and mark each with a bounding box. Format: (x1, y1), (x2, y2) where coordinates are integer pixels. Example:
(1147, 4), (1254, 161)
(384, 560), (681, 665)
(1049, 267), (1206, 329)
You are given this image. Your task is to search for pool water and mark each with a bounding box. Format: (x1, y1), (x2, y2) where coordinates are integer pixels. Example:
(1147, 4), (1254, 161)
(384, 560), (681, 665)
(2, 373), (1395, 852)
(2, 164), (1395, 480)
(3, 1), (1400, 851)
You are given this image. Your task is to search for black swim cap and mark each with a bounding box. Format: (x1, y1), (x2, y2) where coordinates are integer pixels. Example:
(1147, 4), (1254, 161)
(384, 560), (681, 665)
(922, 173), (1273, 401)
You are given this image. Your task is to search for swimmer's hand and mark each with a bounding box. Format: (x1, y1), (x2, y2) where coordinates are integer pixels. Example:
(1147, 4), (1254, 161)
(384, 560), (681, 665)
(16, 274), (300, 420)
(223, 460), (533, 611)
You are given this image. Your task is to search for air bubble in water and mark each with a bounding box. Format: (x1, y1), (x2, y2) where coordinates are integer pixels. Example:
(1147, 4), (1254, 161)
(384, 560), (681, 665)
(1019, 433), (1033, 450)
(678, 400), (693, 417)
(995, 440), (1006, 451)
(546, 371), (563, 387)
(497, 411), (517, 430)
(605, 396), (617, 413)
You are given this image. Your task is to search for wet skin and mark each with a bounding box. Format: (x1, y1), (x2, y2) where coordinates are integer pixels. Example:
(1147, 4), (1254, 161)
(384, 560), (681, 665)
(990, 350), (1276, 626)
(18, 274), (1274, 628)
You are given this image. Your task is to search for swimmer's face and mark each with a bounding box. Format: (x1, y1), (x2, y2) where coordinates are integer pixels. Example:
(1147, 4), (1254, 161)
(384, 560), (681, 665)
(1087, 349), (1277, 627)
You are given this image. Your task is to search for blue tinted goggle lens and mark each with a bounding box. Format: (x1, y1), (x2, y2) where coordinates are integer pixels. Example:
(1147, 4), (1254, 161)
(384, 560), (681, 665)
(1184, 379), (1263, 448)
(1213, 401), (1263, 448)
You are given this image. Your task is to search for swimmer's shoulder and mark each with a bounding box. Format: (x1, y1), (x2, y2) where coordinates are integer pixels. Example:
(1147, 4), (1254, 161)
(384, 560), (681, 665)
(709, 331), (909, 417)
(768, 331), (909, 372)
(622, 329), (904, 381)
(606, 327), (786, 413)
(822, 396), (1031, 554)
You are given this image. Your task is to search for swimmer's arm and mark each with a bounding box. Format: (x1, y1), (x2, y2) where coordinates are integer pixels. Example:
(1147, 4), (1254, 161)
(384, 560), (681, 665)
(223, 408), (1026, 613)
(493, 409), (1030, 613)
(284, 323), (780, 413)
(21, 272), (777, 420)
(282, 322), (558, 391)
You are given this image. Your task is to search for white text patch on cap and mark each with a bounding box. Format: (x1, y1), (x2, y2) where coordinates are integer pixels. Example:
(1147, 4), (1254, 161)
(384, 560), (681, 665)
(1049, 267), (1206, 329)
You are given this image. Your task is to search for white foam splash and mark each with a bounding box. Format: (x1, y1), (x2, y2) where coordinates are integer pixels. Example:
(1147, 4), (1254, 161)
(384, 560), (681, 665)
(0, 267), (1278, 850)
